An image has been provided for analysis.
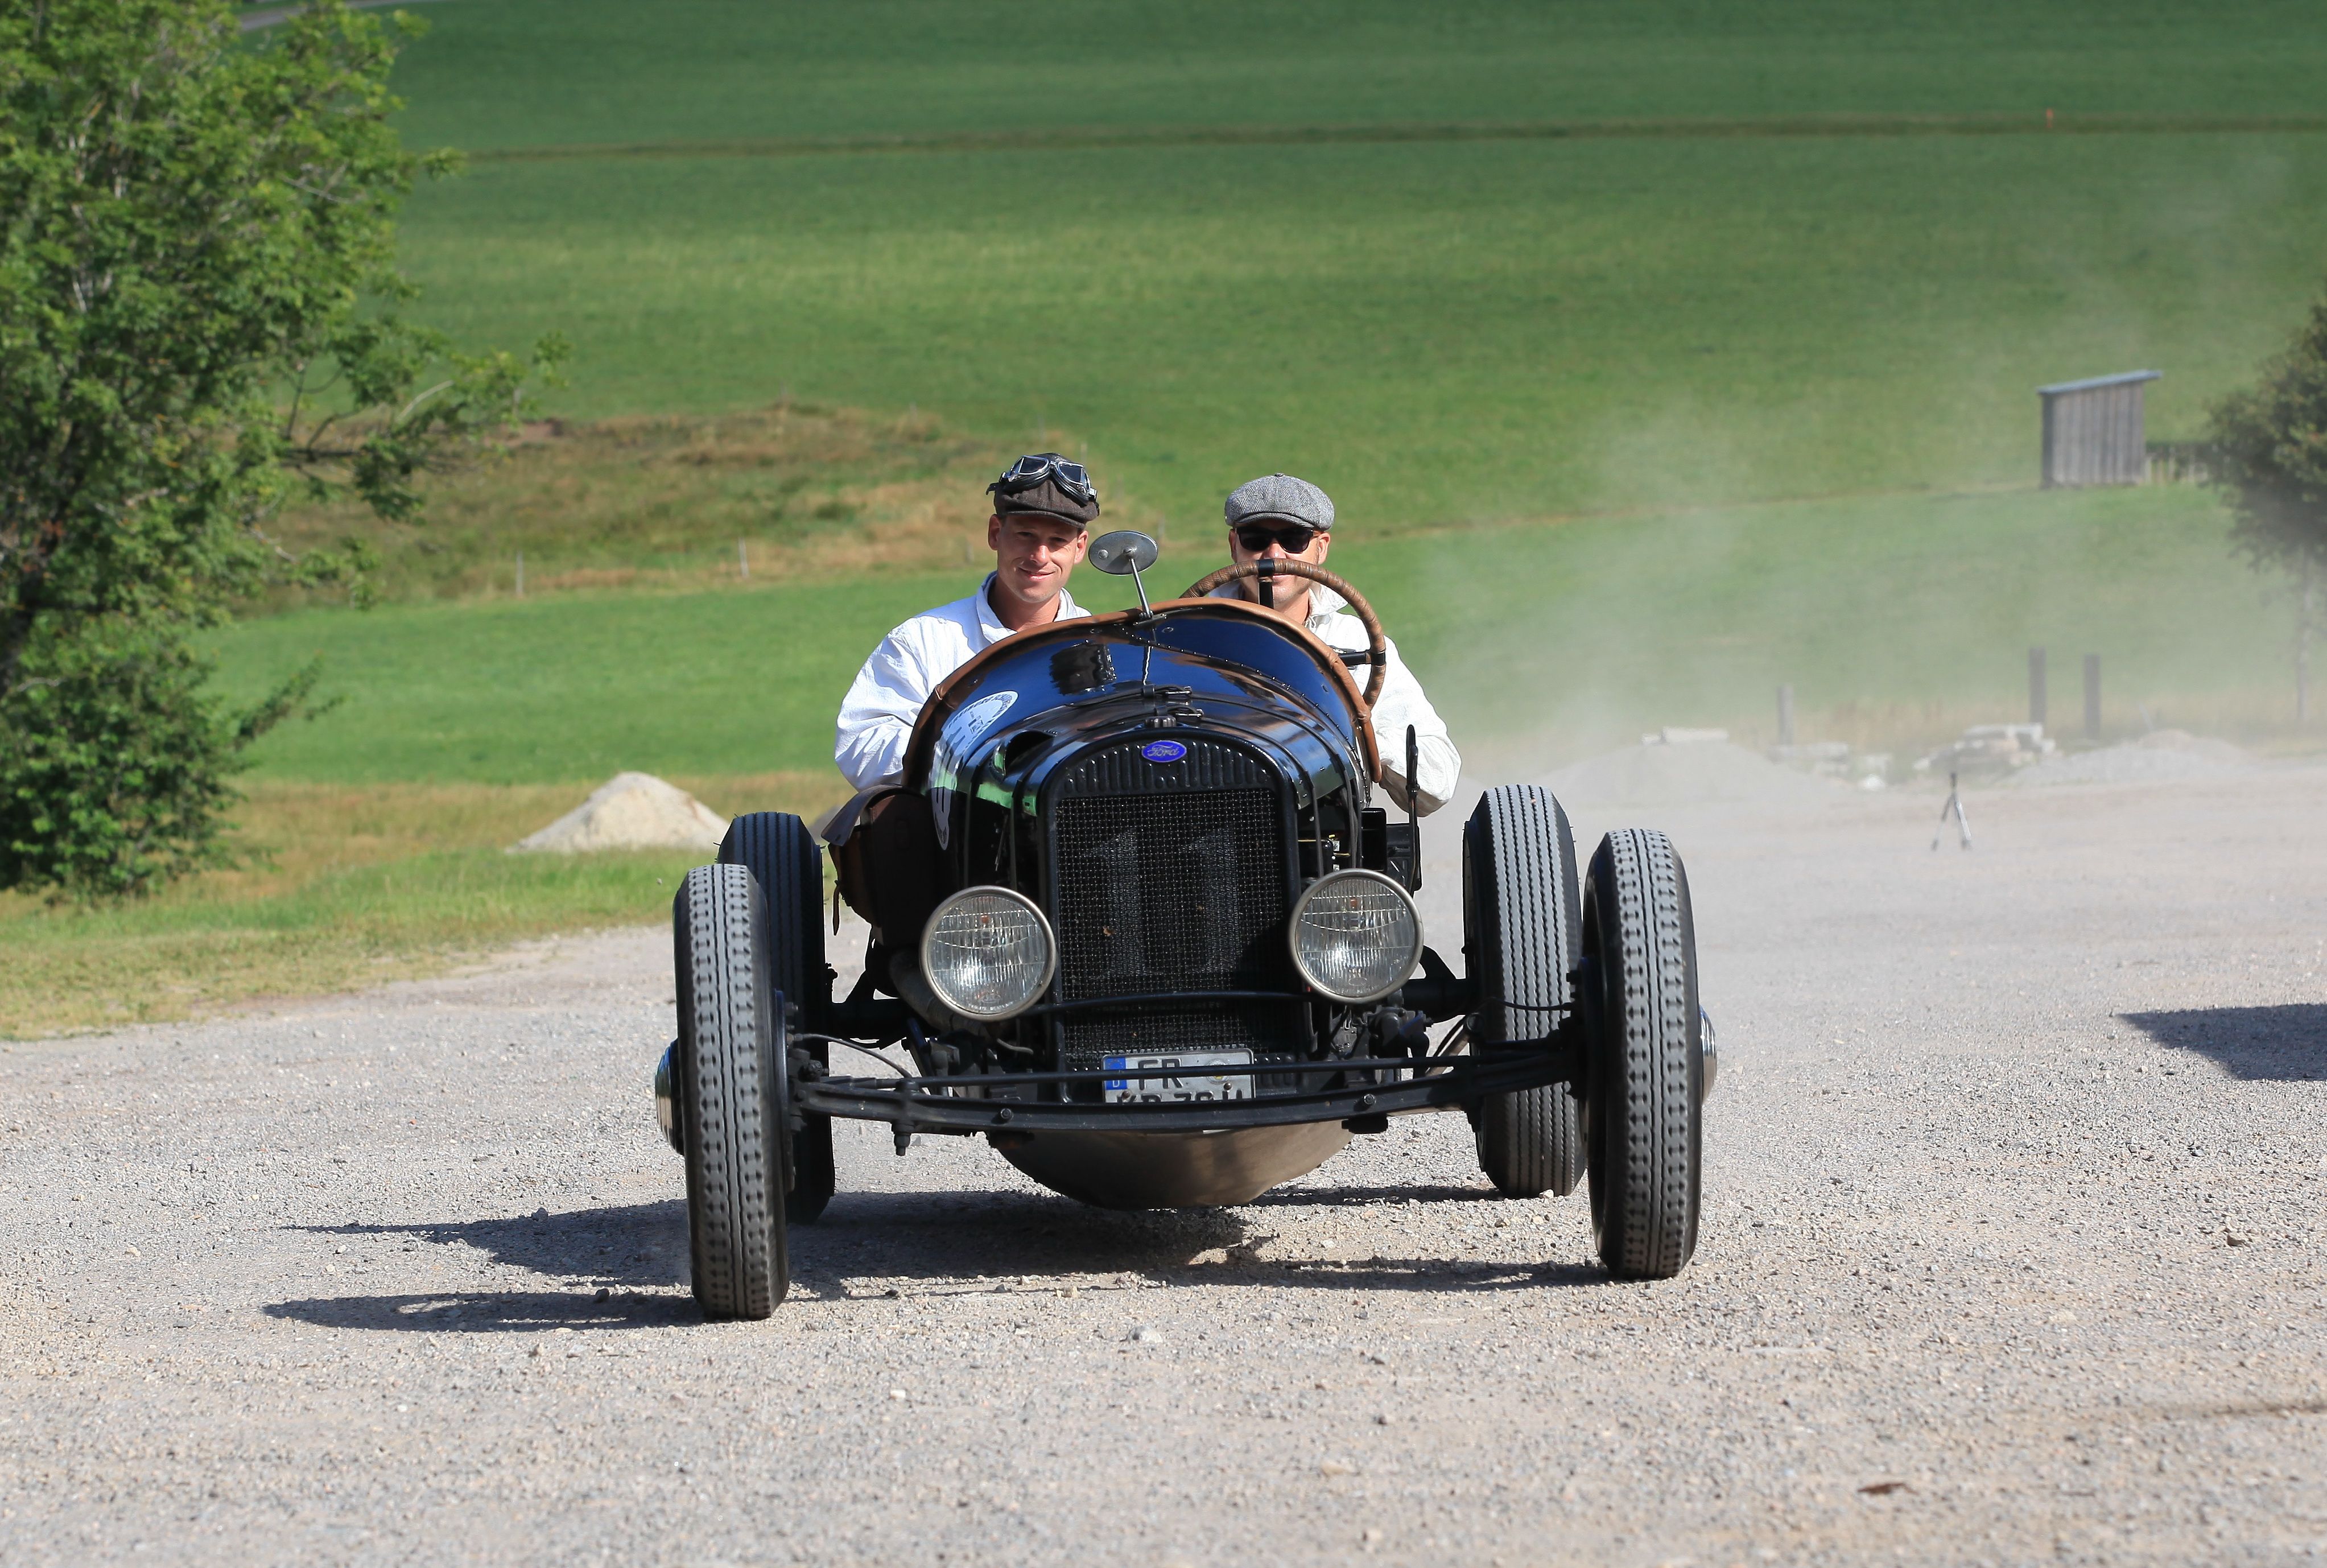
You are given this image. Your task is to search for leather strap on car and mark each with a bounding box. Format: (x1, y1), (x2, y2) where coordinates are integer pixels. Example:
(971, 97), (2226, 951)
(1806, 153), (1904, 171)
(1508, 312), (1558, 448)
(831, 789), (946, 947)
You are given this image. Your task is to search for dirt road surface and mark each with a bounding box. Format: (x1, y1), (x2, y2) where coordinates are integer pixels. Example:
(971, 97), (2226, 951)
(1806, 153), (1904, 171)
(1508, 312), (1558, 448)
(5, 766), (2324, 1566)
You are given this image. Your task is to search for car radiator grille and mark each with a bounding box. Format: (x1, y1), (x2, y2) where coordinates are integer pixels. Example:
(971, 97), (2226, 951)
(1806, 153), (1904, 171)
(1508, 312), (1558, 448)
(1049, 740), (1303, 1074)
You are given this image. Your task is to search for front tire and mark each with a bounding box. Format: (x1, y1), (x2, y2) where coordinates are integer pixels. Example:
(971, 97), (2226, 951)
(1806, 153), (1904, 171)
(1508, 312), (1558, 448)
(1582, 829), (1703, 1280)
(675, 863), (791, 1320)
(1463, 785), (1588, 1199)
(719, 811), (834, 1225)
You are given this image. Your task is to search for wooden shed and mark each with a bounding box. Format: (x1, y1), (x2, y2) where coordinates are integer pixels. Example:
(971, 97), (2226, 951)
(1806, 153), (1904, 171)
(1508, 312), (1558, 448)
(2039, 370), (2160, 487)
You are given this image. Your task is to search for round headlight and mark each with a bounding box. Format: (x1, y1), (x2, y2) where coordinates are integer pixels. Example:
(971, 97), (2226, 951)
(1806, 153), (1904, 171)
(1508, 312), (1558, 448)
(1290, 869), (1424, 1003)
(920, 886), (1057, 1021)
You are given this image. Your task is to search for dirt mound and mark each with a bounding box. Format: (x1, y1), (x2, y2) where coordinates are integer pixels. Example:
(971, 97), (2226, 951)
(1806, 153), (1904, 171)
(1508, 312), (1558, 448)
(2005, 730), (2255, 789)
(511, 772), (727, 853)
(1536, 740), (1841, 809)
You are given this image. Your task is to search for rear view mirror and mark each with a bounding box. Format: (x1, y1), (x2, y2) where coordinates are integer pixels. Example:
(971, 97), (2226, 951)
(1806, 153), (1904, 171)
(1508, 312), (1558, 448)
(1089, 530), (1159, 575)
(1088, 530), (1160, 616)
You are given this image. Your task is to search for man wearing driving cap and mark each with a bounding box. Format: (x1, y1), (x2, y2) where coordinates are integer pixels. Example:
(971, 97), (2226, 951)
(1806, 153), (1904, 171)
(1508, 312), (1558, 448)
(824, 454), (1099, 946)
(835, 454), (1098, 791)
(1215, 472), (1460, 815)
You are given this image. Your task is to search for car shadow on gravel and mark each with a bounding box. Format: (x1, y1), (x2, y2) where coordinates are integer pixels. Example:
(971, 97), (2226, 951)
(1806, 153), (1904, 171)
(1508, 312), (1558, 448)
(265, 1200), (696, 1334)
(787, 1189), (1604, 1299)
(2123, 1004), (2327, 1080)
(265, 1288), (698, 1333)
(263, 1183), (1603, 1332)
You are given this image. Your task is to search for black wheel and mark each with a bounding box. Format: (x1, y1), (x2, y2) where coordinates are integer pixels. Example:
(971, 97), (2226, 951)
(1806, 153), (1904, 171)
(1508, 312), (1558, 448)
(719, 811), (835, 1224)
(674, 863), (790, 1319)
(1581, 828), (1703, 1280)
(1462, 785), (1587, 1198)
(717, 812), (828, 1026)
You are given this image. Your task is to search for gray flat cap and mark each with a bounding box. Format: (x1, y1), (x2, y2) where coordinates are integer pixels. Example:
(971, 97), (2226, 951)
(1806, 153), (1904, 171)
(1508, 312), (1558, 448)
(1224, 472), (1334, 531)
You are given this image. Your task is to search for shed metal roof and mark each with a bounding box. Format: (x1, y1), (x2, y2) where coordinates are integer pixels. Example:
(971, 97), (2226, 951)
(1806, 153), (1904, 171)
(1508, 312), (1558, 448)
(2036, 370), (2161, 397)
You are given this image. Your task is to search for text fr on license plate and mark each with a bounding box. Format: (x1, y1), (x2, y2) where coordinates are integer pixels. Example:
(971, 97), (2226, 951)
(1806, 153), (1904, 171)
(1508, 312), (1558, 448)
(1101, 1049), (1255, 1104)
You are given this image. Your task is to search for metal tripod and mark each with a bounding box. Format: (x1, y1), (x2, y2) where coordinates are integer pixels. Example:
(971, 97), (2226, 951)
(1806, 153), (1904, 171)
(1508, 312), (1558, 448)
(1932, 770), (1972, 851)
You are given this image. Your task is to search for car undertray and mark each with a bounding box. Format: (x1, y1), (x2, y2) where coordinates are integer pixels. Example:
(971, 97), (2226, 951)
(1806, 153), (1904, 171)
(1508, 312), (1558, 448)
(987, 1123), (1355, 1208)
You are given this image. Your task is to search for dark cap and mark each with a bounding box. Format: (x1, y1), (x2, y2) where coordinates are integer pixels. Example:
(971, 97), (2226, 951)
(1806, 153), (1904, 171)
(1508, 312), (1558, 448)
(992, 477), (1099, 527)
(988, 454), (1100, 528)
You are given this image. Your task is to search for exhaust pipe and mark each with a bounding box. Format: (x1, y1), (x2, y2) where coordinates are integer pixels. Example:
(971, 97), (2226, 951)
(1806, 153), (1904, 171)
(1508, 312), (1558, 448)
(653, 1041), (684, 1154)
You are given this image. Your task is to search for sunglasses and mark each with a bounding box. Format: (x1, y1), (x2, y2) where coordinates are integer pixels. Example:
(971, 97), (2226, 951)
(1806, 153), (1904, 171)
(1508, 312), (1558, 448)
(1233, 523), (1324, 554)
(990, 453), (1097, 506)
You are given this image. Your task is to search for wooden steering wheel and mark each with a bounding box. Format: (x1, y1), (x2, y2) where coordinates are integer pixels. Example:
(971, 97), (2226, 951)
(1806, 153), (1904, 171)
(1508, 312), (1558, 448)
(1179, 559), (1389, 708)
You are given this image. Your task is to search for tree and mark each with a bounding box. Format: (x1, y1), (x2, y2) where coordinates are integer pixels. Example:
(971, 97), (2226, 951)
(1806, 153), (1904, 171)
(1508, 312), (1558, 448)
(2208, 286), (2327, 726)
(0, 0), (563, 897)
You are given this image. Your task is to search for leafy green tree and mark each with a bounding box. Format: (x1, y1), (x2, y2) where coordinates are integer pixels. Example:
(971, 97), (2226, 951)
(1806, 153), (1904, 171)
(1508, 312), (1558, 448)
(0, 0), (563, 897)
(2209, 287), (2327, 725)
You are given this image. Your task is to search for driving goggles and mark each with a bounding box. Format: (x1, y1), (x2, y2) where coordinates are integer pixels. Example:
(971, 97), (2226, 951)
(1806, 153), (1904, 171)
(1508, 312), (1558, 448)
(989, 453), (1097, 505)
(1233, 522), (1326, 554)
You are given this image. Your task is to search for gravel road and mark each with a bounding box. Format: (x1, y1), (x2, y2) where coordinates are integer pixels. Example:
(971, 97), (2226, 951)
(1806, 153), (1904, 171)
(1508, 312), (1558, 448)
(5, 765), (2324, 1567)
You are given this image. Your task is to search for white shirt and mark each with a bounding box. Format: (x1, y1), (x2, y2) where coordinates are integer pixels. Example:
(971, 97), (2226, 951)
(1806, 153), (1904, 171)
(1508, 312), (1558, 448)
(1211, 581), (1461, 816)
(830, 573), (1460, 817)
(834, 575), (1089, 792)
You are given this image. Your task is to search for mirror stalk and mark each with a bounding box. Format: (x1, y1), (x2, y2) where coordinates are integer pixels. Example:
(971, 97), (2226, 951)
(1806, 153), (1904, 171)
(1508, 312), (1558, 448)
(1405, 724), (1421, 890)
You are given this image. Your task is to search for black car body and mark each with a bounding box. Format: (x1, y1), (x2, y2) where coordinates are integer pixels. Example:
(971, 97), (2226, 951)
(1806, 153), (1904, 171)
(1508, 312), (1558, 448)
(851, 592), (1454, 1204)
(655, 550), (1708, 1320)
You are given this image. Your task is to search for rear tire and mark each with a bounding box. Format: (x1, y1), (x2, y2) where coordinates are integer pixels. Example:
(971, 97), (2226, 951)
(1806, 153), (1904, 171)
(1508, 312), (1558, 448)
(1463, 785), (1587, 1199)
(719, 812), (835, 1225)
(1582, 829), (1703, 1280)
(675, 863), (791, 1320)
(717, 812), (828, 1026)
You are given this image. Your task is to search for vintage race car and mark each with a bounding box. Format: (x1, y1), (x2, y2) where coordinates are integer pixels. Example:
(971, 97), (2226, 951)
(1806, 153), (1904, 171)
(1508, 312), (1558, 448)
(651, 533), (1710, 1320)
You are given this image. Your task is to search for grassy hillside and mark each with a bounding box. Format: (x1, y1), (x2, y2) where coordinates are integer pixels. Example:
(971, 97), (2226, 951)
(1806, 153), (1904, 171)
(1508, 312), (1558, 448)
(253, 401), (1068, 605)
(385, 0), (2327, 150)
(394, 132), (2327, 531)
(361, 0), (2327, 527)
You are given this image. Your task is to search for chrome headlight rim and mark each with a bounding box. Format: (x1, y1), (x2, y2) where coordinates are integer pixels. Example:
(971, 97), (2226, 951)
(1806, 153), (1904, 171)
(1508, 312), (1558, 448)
(1289, 867), (1424, 1004)
(918, 885), (1058, 1022)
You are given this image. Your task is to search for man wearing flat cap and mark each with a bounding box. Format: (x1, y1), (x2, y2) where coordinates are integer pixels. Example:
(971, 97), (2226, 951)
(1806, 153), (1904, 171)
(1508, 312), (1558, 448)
(1215, 472), (1461, 814)
(826, 453), (1099, 945)
(835, 453), (1099, 791)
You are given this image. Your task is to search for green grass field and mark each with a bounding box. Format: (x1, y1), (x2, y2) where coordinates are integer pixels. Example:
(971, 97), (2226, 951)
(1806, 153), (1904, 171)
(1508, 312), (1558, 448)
(385, 0), (2327, 149)
(374, 0), (2327, 527)
(10, 2), (2324, 1034)
(396, 131), (2327, 530)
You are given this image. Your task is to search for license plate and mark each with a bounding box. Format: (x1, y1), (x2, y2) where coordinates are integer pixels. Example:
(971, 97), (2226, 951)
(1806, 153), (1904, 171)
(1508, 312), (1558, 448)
(1102, 1049), (1255, 1104)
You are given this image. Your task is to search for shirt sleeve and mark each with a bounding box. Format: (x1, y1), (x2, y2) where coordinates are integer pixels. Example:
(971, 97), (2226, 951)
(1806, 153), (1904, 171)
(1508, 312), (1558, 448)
(1365, 633), (1463, 816)
(834, 623), (935, 791)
